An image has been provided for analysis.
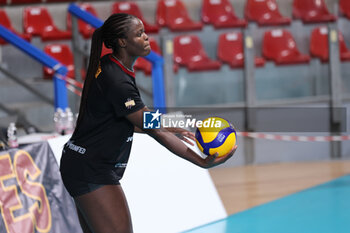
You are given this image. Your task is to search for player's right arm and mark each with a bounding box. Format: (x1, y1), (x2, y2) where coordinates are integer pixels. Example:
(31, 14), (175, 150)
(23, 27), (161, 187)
(125, 107), (237, 168)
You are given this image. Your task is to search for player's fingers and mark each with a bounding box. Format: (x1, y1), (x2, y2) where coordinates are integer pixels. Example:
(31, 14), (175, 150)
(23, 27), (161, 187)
(184, 132), (196, 141)
(222, 145), (237, 161)
(182, 137), (195, 146)
(230, 145), (238, 155)
(206, 152), (218, 165)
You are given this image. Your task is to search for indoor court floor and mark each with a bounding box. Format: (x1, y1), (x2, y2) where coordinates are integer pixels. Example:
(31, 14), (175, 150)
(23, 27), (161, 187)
(184, 160), (350, 233)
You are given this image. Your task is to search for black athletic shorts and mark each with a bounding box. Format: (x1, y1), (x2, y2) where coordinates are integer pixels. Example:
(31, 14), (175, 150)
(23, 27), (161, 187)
(60, 173), (120, 198)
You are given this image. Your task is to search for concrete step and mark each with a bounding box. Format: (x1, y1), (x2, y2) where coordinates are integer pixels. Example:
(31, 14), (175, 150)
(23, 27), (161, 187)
(0, 78), (54, 104)
(1, 45), (43, 81)
(5, 101), (55, 133)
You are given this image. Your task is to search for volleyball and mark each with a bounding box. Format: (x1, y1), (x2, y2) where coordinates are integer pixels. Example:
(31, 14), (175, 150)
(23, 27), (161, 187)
(195, 117), (237, 157)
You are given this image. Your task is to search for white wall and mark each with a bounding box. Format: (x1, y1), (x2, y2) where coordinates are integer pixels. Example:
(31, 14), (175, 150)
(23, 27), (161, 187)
(48, 133), (227, 233)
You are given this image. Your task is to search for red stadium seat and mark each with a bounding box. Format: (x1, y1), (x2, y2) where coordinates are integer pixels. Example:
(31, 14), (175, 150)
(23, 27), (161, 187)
(134, 37), (162, 75)
(43, 44), (75, 80)
(112, 2), (159, 33)
(217, 32), (265, 68)
(292, 0), (336, 23)
(23, 7), (72, 41)
(0, 10), (13, 30)
(67, 3), (97, 39)
(11, 0), (41, 4)
(262, 29), (310, 65)
(244, 0), (291, 26)
(201, 0), (247, 28)
(46, 0), (76, 2)
(101, 43), (112, 57)
(174, 35), (221, 72)
(0, 9), (31, 45)
(310, 27), (350, 62)
(156, 0), (203, 31)
(340, 0), (350, 19)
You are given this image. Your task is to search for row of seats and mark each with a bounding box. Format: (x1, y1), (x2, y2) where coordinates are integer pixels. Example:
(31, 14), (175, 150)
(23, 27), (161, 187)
(43, 37), (162, 79)
(0, 0), (71, 5)
(100, 0), (350, 31)
(2, 0), (349, 27)
(0, 4), (94, 43)
(1, 0), (350, 44)
(42, 26), (350, 81)
(0, 7), (71, 44)
(175, 27), (350, 71)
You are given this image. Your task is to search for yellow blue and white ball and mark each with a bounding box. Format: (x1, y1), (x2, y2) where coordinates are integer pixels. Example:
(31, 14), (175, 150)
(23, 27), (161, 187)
(195, 117), (236, 157)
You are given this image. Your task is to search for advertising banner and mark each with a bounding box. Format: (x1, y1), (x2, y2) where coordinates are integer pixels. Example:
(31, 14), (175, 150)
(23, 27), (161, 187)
(0, 142), (82, 233)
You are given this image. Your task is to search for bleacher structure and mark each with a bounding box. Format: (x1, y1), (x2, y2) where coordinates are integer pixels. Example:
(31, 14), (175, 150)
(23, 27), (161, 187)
(310, 26), (350, 62)
(201, 0), (247, 28)
(23, 6), (72, 41)
(0, 9), (31, 44)
(340, 0), (350, 19)
(43, 43), (75, 79)
(217, 32), (265, 68)
(244, 0), (291, 26)
(156, 0), (203, 31)
(112, 1), (159, 33)
(66, 3), (97, 39)
(292, 0), (336, 23)
(0, 0), (349, 132)
(173, 34), (221, 71)
(262, 29), (310, 65)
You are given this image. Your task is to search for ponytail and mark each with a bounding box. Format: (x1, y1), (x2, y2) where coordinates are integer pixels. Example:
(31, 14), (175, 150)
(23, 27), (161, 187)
(74, 27), (103, 133)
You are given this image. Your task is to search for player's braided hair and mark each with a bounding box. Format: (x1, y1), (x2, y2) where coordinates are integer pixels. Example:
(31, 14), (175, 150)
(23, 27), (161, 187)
(74, 13), (136, 134)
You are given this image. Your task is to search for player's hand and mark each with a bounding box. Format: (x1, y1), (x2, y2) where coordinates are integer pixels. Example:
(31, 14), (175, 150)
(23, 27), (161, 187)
(173, 128), (196, 146)
(202, 145), (238, 168)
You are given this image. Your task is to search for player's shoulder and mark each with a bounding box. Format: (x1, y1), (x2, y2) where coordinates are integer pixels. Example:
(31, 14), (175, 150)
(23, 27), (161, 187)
(101, 55), (124, 75)
(98, 54), (127, 84)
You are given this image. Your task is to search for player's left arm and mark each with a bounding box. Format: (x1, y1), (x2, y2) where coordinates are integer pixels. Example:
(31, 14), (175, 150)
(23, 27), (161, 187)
(134, 126), (145, 133)
(126, 106), (237, 168)
(165, 127), (196, 146)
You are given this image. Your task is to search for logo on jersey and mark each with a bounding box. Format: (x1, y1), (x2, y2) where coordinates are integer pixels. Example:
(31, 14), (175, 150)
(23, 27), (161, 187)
(125, 98), (136, 109)
(143, 109), (161, 129)
(66, 140), (86, 155)
(95, 62), (101, 78)
(115, 163), (127, 168)
(126, 136), (133, 142)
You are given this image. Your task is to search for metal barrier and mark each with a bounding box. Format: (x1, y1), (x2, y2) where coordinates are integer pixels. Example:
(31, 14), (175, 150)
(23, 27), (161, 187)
(0, 25), (68, 111)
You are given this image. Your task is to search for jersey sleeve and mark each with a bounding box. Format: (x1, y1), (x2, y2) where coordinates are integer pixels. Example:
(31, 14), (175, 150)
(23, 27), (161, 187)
(97, 74), (145, 117)
(104, 79), (145, 117)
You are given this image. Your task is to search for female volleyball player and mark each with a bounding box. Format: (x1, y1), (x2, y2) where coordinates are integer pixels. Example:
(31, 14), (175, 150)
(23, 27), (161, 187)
(60, 13), (237, 233)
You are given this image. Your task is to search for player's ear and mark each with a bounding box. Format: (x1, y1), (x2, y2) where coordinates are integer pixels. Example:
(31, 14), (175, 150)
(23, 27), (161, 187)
(118, 38), (127, 48)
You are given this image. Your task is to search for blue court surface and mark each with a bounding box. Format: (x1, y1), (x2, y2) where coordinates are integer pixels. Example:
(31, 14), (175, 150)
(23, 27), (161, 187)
(184, 175), (350, 233)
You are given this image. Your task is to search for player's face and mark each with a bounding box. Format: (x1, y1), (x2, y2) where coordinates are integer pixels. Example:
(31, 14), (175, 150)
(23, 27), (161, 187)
(125, 18), (151, 57)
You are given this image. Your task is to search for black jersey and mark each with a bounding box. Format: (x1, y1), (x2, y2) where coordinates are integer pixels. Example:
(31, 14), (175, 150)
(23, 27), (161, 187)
(60, 54), (145, 184)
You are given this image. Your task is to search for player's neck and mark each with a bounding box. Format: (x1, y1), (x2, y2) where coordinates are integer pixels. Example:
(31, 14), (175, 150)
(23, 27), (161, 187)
(112, 54), (135, 72)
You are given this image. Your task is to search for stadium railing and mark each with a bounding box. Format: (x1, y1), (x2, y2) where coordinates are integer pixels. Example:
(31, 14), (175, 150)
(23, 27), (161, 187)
(0, 24), (69, 111)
